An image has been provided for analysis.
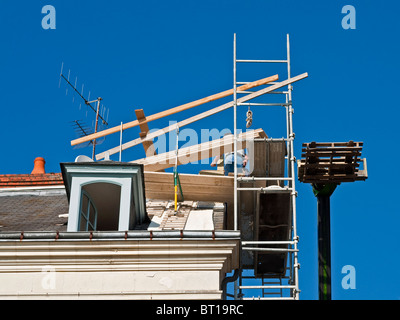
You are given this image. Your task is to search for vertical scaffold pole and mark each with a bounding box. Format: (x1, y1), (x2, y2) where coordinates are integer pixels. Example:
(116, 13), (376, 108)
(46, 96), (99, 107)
(233, 33), (238, 232)
(233, 33), (239, 300)
(119, 122), (123, 162)
(286, 33), (300, 300)
(174, 127), (180, 212)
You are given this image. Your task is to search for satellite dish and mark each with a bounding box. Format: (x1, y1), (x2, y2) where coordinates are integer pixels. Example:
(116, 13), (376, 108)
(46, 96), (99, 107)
(75, 155), (94, 163)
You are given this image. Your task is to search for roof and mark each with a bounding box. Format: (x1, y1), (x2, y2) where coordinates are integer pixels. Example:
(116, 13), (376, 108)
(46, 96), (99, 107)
(0, 173), (63, 188)
(0, 187), (68, 232)
(0, 187), (225, 232)
(0, 158), (227, 234)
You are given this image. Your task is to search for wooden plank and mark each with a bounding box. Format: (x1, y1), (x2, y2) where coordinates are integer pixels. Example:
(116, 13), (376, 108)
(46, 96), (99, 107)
(302, 147), (363, 152)
(300, 163), (359, 169)
(144, 171), (234, 205)
(298, 170), (367, 183)
(301, 151), (362, 158)
(302, 141), (363, 147)
(135, 109), (157, 157)
(135, 109), (165, 173)
(303, 147), (362, 153)
(198, 170), (225, 176)
(96, 72), (308, 160)
(72, 74), (280, 146)
(300, 175), (363, 182)
(144, 171), (233, 187)
(133, 129), (265, 171)
(299, 158), (363, 164)
(145, 183), (234, 198)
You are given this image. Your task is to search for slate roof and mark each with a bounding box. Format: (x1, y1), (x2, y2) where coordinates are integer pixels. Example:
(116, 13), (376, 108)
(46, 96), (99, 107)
(0, 188), (69, 232)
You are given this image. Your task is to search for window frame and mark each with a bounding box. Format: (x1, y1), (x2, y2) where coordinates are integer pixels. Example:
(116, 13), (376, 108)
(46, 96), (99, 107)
(78, 190), (98, 231)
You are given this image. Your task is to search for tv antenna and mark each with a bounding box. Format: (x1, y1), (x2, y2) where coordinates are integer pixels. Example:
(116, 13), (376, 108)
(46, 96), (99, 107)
(59, 63), (110, 160)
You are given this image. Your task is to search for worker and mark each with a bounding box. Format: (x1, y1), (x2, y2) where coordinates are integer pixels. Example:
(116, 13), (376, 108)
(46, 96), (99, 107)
(211, 150), (248, 176)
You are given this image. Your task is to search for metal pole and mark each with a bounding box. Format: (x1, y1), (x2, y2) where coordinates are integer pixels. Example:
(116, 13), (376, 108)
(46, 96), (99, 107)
(119, 122), (123, 162)
(92, 97), (102, 160)
(285, 94), (290, 187)
(286, 33), (300, 300)
(317, 194), (332, 300)
(174, 126), (180, 212)
(313, 182), (337, 300)
(237, 177), (293, 182)
(233, 33), (239, 301)
(233, 33), (238, 232)
(236, 59), (288, 63)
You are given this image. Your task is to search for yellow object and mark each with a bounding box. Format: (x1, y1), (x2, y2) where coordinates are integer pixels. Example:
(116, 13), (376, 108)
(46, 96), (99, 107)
(174, 184), (178, 211)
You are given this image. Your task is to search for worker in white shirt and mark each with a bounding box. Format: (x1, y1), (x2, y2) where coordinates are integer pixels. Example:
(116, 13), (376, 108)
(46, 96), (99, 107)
(211, 149), (248, 176)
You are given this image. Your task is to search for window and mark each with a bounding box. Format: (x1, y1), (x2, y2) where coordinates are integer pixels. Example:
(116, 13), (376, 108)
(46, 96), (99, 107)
(61, 162), (148, 232)
(79, 190), (98, 231)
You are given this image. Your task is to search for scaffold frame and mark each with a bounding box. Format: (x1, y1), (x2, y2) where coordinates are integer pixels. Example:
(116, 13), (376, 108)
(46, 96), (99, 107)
(231, 34), (300, 300)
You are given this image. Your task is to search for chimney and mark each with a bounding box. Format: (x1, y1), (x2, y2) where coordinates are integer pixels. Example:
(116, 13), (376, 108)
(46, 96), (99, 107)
(31, 157), (46, 175)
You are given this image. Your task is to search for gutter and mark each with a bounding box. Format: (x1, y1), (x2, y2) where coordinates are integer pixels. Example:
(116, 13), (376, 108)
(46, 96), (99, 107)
(0, 230), (241, 242)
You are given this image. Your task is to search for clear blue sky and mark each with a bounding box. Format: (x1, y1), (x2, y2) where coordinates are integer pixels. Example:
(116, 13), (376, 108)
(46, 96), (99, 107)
(0, 1), (399, 300)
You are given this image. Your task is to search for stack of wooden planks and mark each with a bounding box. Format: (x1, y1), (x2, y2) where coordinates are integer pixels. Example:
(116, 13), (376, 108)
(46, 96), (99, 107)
(298, 141), (368, 183)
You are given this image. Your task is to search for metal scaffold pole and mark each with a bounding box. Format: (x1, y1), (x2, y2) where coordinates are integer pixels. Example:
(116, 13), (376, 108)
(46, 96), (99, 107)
(233, 33), (239, 301)
(286, 33), (300, 300)
(233, 33), (238, 232)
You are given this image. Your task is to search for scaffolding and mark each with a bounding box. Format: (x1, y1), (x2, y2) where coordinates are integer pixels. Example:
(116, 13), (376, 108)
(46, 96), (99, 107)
(230, 34), (300, 300)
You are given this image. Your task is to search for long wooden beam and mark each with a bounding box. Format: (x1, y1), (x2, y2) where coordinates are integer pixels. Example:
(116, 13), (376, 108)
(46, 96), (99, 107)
(131, 129), (266, 172)
(144, 171), (233, 202)
(71, 74), (279, 147)
(96, 72), (308, 160)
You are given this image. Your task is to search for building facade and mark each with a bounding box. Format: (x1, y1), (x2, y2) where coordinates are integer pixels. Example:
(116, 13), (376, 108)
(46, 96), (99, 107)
(0, 158), (240, 299)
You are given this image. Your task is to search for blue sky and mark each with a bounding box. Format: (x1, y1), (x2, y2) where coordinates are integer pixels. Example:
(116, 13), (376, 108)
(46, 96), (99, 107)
(0, 1), (399, 299)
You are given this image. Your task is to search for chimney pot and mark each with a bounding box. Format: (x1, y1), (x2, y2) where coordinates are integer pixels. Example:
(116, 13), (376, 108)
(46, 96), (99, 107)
(31, 157), (46, 175)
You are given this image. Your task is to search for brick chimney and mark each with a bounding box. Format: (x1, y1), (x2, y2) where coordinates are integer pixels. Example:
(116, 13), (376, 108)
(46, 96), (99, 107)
(31, 157), (46, 175)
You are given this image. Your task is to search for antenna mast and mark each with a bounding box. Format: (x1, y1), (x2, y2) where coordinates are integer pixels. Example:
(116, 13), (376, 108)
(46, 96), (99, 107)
(91, 97), (103, 159)
(60, 63), (109, 160)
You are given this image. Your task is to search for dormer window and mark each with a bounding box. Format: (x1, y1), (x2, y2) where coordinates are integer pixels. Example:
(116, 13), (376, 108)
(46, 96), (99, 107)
(61, 161), (147, 232)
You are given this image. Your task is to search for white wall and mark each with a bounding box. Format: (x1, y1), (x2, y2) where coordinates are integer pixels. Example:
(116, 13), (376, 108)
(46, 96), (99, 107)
(0, 239), (239, 300)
